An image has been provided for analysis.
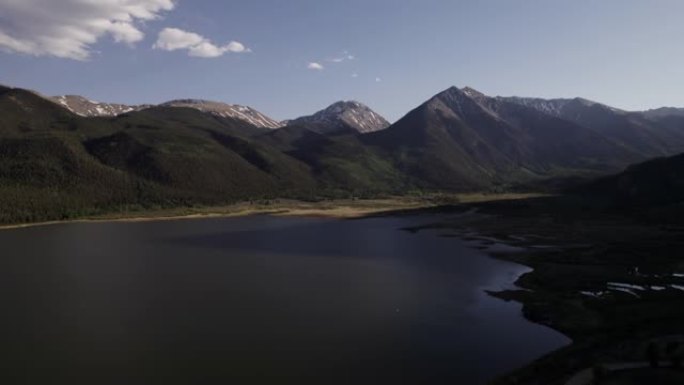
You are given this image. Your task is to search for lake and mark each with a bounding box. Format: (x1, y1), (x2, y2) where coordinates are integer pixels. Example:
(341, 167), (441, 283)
(0, 214), (569, 384)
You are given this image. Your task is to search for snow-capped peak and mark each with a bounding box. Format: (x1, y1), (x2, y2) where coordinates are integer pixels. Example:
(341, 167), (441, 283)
(461, 86), (486, 99)
(160, 99), (283, 129)
(288, 100), (390, 134)
(500, 96), (624, 117)
(46, 95), (283, 129)
(50, 95), (142, 117)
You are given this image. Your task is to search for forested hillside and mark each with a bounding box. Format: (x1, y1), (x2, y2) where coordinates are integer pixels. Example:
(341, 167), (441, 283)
(2, 84), (684, 224)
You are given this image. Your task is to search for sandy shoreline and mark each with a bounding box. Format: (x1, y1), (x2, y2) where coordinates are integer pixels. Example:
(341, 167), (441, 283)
(0, 194), (544, 231)
(0, 201), (432, 231)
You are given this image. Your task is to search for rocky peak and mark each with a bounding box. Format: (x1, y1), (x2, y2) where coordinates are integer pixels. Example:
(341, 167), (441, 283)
(159, 99), (283, 129)
(49, 95), (142, 117)
(289, 100), (390, 134)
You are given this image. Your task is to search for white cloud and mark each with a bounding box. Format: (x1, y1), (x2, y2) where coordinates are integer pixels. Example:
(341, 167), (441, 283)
(376, 77), (382, 82)
(154, 28), (203, 51)
(328, 51), (355, 63)
(154, 27), (250, 58)
(225, 41), (248, 53)
(307, 62), (324, 71)
(0, 0), (174, 60)
(351, 72), (359, 78)
(108, 21), (145, 44)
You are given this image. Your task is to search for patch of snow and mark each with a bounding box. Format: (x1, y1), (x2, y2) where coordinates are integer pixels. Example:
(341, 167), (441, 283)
(609, 287), (641, 298)
(608, 282), (646, 291)
(671, 285), (684, 292)
(160, 100), (283, 129)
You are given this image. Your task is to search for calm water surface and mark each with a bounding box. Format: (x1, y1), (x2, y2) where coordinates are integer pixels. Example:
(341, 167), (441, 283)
(0, 215), (569, 384)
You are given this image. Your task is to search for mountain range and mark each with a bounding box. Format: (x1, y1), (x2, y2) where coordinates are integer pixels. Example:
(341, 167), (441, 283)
(2, 82), (684, 223)
(46, 94), (390, 133)
(50, 95), (148, 117)
(364, 86), (684, 190)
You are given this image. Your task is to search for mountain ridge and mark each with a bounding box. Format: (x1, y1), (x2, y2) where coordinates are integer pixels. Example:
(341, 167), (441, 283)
(50, 95), (149, 117)
(159, 99), (284, 129)
(363, 85), (674, 190)
(3, 82), (684, 224)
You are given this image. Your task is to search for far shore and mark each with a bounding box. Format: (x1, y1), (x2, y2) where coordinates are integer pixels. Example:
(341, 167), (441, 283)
(0, 193), (544, 231)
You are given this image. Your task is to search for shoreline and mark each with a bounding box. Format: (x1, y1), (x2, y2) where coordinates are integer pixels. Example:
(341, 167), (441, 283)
(0, 201), (434, 231)
(410, 220), (597, 385)
(0, 193), (543, 231)
(0, 207), (395, 231)
(405, 196), (684, 385)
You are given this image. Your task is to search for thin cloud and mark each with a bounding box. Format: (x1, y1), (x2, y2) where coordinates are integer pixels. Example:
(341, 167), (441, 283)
(328, 51), (355, 63)
(0, 0), (174, 60)
(308, 51), (354, 72)
(154, 28), (251, 58)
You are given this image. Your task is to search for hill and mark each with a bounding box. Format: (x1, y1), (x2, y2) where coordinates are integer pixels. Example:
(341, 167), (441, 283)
(579, 152), (684, 207)
(0, 86), (318, 224)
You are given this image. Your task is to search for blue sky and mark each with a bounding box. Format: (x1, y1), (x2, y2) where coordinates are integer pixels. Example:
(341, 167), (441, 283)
(1, 0), (684, 122)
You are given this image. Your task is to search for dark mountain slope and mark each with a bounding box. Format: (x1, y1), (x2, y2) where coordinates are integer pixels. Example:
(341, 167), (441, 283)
(580, 152), (684, 206)
(83, 107), (318, 197)
(363, 89), (502, 190)
(504, 96), (684, 158)
(0, 86), (79, 134)
(0, 87), (320, 223)
(256, 124), (333, 152)
(0, 88), (154, 219)
(364, 87), (641, 191)
(473, 93), (644, 169)
(255, 125), (409, 194)
(288, 135), (410, 195)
